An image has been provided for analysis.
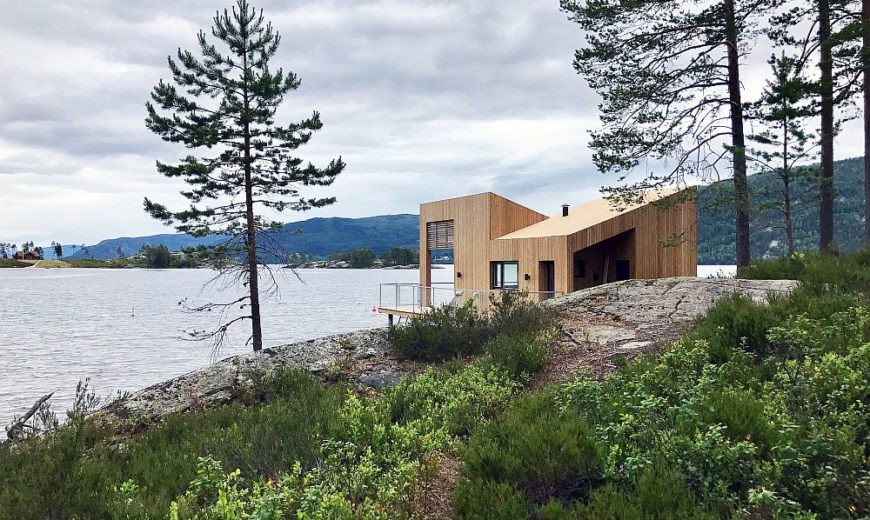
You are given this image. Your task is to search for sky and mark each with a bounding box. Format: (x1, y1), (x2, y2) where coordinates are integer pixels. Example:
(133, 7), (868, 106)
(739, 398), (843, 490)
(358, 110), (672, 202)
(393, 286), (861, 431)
(0, 0), (864, 246)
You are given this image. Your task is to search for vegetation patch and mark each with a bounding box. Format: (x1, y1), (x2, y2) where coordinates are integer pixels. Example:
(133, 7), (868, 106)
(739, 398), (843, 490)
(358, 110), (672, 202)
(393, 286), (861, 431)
(390, 290), (558, 362)
(0, 258), (29, 268)
(453, 271), (870, 518)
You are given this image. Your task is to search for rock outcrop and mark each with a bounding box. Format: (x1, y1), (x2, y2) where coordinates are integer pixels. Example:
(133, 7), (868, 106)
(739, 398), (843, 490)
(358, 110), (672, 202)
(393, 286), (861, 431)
(97, 276), (797, 424)
(540, 277), (798, 380)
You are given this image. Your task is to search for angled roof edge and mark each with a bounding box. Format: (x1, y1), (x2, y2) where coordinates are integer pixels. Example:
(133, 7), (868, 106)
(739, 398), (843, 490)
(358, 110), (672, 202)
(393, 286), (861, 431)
(495, 187), (692, 240)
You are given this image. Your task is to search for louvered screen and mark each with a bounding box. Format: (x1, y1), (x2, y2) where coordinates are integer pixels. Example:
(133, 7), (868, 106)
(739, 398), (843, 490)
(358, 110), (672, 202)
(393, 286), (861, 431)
(426, 220), (454, 250)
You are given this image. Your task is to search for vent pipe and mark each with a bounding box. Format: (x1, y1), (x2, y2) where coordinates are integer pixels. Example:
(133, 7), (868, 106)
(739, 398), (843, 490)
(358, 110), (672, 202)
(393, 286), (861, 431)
(562, 204), (569, 217)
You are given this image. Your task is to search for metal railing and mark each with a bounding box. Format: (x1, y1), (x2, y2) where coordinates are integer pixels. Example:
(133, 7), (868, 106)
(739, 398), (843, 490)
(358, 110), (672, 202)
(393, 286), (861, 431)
(378, 283), (564, 315)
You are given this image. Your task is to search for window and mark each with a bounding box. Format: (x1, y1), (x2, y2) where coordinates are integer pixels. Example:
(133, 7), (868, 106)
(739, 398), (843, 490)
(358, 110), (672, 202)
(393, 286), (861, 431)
(573, 259), (586, 278)
(491, 261), (519, 289)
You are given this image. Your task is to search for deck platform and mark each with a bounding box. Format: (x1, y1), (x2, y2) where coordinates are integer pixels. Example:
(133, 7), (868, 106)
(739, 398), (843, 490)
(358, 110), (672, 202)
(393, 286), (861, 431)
(376, 305), (431, 318)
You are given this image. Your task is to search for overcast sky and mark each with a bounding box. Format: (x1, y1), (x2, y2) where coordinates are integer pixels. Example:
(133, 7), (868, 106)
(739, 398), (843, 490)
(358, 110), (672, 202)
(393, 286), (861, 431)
(0, 0), (863, 246)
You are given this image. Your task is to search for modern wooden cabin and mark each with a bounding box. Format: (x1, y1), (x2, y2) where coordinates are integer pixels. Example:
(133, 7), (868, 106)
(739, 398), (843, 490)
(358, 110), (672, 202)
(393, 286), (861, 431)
(378, 188), (696, 320)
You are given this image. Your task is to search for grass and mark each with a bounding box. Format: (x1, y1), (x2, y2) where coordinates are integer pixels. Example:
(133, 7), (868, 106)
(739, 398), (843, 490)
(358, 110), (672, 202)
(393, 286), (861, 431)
(0, 258), (29, 268)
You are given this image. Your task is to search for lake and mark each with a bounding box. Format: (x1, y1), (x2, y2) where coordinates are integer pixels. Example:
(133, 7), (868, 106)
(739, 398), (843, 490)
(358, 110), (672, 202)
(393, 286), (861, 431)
(0, 264), (734, 427)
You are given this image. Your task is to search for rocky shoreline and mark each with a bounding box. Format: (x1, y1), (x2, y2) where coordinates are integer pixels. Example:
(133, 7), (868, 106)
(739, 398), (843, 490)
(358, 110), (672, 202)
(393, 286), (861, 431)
(95, 276), (798, 426)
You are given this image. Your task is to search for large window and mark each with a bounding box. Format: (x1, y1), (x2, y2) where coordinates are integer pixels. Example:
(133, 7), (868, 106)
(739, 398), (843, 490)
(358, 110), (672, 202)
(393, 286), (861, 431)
(491, 261), (519, 289)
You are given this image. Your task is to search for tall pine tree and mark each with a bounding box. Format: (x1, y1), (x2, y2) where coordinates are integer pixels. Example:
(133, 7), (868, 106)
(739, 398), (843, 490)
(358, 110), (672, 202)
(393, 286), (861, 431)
(748, 54), (818, 254)
(561, 0), (770, 267)
(771, 0), (860, 252)
(144, 0), (345, 352)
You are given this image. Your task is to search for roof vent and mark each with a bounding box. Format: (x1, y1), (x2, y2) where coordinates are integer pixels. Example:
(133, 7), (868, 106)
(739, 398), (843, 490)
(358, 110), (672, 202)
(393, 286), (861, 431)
(562, 204), (569, 217)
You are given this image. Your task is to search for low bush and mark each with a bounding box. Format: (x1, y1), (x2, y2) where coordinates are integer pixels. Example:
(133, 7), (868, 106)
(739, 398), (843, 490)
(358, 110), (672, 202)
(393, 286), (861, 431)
(0, 369), (345, 519)
(455, 390), (604, 516)
(740, 248), (870, 295)
(168, 363), (521, 518)
(485, 331), (551, 381)
(488, 289), (558, 338)
(389, 301), (489, 361)
(390, 290), (558, 363)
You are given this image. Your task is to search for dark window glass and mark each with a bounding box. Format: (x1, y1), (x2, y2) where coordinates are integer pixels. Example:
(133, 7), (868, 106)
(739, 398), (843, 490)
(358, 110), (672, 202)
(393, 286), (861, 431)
(574, 259), (586, 277)
(491, 261), (519, 289)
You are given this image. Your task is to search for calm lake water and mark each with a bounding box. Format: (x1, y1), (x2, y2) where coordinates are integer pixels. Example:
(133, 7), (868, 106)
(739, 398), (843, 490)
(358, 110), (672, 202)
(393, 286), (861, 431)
(0, 264), (734, 426)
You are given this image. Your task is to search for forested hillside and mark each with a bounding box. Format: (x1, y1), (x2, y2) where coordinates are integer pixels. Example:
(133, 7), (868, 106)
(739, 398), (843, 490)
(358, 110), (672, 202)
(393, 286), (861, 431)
(698, 157), (866, 264)
(69, 215), (419, 261)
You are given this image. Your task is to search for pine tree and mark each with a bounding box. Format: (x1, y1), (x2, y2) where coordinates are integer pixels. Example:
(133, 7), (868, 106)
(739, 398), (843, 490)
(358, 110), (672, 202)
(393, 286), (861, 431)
(748, 54), (819, 254)
(561, 0), (771, 267)
(144, 0), (345, 351)
(771, 0), (860, 252)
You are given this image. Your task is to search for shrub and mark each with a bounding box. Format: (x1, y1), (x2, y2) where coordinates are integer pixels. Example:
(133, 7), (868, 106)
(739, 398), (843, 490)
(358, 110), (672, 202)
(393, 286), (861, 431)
(0, 370), (345, 519)
(488, 290), (558, 338)
(456, 390), (604, 516)
(389, 301), (490, 361)
(740, 248), (870, 295)
(167, 362), (521, 519)
(485, 332), (550, 381)
(391, 290), (558, 363)
(577, 462), (716, 520)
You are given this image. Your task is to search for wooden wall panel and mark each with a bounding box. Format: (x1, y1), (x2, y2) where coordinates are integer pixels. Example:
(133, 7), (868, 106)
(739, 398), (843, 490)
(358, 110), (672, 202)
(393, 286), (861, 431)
(488, 193), (547, 239)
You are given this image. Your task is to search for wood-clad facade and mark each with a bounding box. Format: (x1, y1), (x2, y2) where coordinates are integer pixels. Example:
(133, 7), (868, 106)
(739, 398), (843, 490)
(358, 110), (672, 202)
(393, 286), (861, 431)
(419, 189), (696, 296)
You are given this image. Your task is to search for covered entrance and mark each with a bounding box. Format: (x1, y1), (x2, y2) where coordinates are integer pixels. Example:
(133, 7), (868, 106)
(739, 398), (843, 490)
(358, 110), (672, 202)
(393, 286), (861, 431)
(571, 229), (636, 291)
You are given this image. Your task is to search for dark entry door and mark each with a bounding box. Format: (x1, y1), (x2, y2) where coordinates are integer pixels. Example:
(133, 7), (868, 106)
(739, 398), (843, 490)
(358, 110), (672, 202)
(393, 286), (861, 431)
(616, 260), (631, 281)
(540, 261), (555, 298)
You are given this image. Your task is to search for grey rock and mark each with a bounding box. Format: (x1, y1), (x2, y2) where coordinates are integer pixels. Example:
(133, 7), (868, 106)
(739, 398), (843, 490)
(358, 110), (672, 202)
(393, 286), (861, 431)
(358, 367), (404, 389)
(98, 328), (392, 423)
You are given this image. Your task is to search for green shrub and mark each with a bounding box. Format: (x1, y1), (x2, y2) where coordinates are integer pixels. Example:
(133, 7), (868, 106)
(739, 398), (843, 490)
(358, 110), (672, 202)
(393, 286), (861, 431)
(485, 332), (550, 381)
(740, 248), (870, 295)
(456, 390), (603, 516)
(453, 479), (531, 520)
(0, 370), (345, 519)
(391, 290), (557, 363)
(167, 362), (521, 519)
(488, 290), (558, 338)
(577, 463), (716, 520)
(389, 301), (490, 361)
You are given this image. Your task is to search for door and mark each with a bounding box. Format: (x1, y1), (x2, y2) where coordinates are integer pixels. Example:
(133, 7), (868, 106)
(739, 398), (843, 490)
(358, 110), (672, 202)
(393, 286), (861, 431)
(616, 260), (631, 281)
(539, 261), (555, 299)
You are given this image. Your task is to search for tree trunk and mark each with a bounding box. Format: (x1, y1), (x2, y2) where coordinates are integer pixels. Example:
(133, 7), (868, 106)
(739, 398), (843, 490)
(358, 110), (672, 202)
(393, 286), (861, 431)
(864, 0), (870, 245)
(818, 0), (836, 252)
(724, 0), (751, 267)
(242, 33), (263, 353)
(783, 121), (795, 254)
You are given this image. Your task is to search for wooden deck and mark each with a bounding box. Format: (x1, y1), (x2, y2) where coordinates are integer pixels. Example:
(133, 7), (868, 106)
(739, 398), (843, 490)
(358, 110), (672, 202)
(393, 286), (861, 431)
(376, 305), (432, 318)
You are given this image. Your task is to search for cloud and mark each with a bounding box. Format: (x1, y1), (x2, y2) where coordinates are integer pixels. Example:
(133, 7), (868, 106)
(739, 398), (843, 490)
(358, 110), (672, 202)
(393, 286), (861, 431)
(0, 0), (861, 245)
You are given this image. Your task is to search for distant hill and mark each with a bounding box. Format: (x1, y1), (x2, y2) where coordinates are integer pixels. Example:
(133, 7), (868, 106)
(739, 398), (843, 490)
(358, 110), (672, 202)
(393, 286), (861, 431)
(698, 157), (867, 264)
(69, 215), (419, 260)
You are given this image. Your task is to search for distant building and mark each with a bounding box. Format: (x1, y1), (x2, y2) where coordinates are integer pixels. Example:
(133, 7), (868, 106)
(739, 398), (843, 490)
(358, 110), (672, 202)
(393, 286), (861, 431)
(13, 251), (42, 261)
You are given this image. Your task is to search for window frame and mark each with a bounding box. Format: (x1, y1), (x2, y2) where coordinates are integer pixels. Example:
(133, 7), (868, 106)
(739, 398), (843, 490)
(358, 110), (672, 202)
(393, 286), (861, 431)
(491, 261), (519, 289)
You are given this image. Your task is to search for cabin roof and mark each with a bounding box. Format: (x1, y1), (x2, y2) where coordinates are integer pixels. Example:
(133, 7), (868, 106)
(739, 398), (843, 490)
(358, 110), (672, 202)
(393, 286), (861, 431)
(495, 188), (684, 240)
